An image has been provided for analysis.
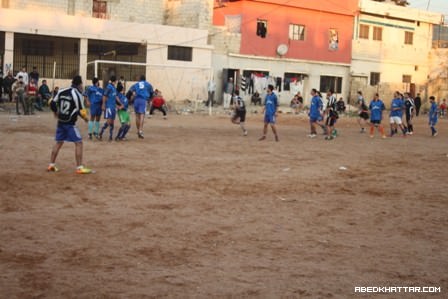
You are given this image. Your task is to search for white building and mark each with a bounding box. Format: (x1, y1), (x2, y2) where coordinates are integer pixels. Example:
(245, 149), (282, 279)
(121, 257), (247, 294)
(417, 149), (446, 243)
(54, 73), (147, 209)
(351, 0), (443, 105)
(0, 0), (214, 101)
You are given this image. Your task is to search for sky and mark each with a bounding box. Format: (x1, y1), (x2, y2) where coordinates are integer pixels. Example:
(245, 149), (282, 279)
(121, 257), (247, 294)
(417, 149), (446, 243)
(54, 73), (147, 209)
(409, 0), (448, 17)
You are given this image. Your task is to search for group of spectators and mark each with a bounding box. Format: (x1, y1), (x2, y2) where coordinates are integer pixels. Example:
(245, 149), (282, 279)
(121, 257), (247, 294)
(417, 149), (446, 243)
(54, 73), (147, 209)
(0, 66), (57, 115)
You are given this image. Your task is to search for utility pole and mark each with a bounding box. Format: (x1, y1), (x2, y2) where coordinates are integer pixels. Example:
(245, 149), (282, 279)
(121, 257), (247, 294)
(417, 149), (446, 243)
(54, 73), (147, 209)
(426, 0), (431, 10)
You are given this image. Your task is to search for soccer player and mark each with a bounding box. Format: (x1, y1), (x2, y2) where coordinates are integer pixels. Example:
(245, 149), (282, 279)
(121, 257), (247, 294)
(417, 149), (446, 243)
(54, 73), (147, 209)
(324, 89), (338, 140)
(231, 90), (248, 136)
(308, 88), (325, 138)
(99, 76), (123, 141)
(47, 75), (93, 174)
(114, 84), (131, 141)
(84, 77), (103, 140)
(149, 89), (167, 119)
(368, 93), (386, 139)
(259, 84), (279, 142)
(357, 91), (369, 133)
(129, 75), (154, 139)
(389, 91), (407, 137)
(403, 92), (415, 135)
(429, 96), (438, 137)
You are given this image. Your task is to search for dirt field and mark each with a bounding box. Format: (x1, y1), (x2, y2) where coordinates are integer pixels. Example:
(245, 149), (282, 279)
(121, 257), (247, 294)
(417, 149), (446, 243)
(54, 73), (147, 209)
(0, 109), (447, 298)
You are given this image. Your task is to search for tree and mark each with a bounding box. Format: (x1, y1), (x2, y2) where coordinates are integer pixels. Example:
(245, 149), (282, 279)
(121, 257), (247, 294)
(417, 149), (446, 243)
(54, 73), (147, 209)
(373, 0), (410, 6)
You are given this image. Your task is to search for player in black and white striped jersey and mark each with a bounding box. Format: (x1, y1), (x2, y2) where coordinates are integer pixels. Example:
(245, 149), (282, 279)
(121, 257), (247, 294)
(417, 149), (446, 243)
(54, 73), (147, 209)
(324, 89), (338, 140)
(231, 90), (248, 136)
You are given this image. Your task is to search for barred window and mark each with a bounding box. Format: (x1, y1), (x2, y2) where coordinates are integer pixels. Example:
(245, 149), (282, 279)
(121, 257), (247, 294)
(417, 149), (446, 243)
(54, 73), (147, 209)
(359, 24), (369, 39)
(167, 46), (193, 62)
(370, 72), (380, 86)
(289, 24), (305, 41)
(373, 27), (382, 41)
(405, 31), (414, 45)
(14, 34), (79, 79)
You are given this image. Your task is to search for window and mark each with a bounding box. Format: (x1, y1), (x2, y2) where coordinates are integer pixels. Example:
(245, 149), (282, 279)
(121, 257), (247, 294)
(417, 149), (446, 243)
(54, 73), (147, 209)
(168, 46), (193, 61)
(256, 19), (267, 38)
(370, 72), (380, 86)
(329, 29), (339, 50)
(373, 27), (382, 41)
(402, 75), (412, 83)
(359, 24), (369, 39)
(404, 31), (414, 45)
(320, 76), (342, 93)
(93, 0), (107, 19)
(14, 34), (79, 79)
(283, 72), (306, 91)
(289, 24), (305, 41)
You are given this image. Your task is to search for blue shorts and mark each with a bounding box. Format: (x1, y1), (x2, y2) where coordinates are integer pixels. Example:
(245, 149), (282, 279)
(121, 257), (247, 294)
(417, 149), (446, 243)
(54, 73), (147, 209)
(134, 99), (147, 114)
(55, 123), (82, 143)
(104, 107), (116, 120)
(90, 103), (102, 117)
(309, 116), (323, 123)
(264, 114), (276, 124)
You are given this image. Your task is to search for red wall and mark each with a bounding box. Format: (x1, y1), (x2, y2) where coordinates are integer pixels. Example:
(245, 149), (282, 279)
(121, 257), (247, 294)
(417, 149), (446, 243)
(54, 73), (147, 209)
(213, 0), (358, 64)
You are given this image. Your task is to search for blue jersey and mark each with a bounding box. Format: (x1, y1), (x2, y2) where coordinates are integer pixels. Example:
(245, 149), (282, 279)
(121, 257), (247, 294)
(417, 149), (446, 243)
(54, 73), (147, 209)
(264, 92), (278, 116)
(85, 85), (103, 105)
(130, 80), (154, 101)
(429, 102), (438, 122)
(369, 99), (385, 121)
(104, 83), (117, 109)
(390, 98), (404, 117)
(118, 93), (128, 111)
(309, 95), (323, 119)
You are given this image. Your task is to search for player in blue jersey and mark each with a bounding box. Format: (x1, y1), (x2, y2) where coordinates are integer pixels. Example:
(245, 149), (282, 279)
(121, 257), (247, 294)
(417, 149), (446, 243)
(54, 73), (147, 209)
(115, 84), (131, 141)
(99, 76), (123, 141)
(368, 93), (386, 138)
(47, 75), (93, 174)
(308, 88), (326, 138)
(129, 75), (154, 139)
(389, 91), (407, 137)
(258, 84), (279, 142)
(84, 77), (104, 140)
(428, 96), (438, 137)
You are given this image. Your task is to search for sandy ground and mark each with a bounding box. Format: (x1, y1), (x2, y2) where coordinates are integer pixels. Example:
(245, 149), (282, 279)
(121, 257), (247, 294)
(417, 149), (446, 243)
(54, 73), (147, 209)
(0, 107), (447, 298)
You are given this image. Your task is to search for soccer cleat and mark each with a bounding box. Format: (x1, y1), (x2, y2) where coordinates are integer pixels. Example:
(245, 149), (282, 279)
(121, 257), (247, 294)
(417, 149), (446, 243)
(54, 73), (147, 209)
(360, 128), (365, 133)
(307, 134), (317, 138)
(275, 136), (279, 142)
(108, 137), (113, 142)
(138, 131), (144, 139)
(433, 132), (438, 137)
(258, 135), (266, 141)
(88, 133), (93, 140)
(76, 166), (93, 174)
(325, 135), (334, 140)
(47, 165), (59, 172)
(243, 130), (248, 136)
(98, 133), (103, 141)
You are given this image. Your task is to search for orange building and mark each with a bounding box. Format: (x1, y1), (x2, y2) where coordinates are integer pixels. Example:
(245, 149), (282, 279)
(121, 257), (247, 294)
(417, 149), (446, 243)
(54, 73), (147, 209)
(213, 0), (358, 62)
(212, 0), (359, 104)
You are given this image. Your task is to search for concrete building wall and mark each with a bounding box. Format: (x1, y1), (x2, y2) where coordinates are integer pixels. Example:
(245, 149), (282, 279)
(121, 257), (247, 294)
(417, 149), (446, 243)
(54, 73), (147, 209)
(164, 0), (213, 30)
(211, 53), (350, 107)
(0, 7), (212, 102)
(4, 0), (165, 24)
(350, 0), (443, 104)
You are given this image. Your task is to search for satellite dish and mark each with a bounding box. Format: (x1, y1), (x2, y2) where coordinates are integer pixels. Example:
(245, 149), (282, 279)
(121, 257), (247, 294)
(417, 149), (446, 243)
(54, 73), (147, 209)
(277, 44), (288, 56)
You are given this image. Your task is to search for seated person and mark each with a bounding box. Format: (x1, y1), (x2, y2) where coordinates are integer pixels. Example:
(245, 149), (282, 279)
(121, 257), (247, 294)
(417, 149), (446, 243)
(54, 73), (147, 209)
(251, 92), (262, 105)
(149, 89), (167, 119)
(290, 92), (303, 114)
(38, 79), (52, 108)
(336, 97), (346, 113)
